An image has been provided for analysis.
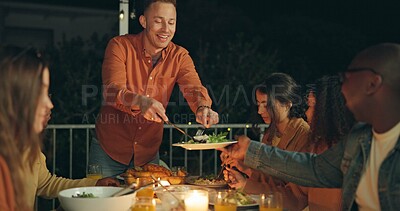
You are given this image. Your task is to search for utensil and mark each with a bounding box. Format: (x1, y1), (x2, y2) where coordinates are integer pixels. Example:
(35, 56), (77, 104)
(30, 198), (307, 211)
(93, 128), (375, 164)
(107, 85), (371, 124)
(110, 182), (155, 197)
(110, 182), (137, 197)
(165, 120), (194, 140)
(195, 126), (206, 136)
(150, 175), (185, 209)
(216, 164), (226, 180)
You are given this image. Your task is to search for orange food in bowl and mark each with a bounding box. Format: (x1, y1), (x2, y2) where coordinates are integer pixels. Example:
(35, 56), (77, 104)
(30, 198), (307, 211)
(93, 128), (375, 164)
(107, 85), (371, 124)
(167, 176), (184, 185)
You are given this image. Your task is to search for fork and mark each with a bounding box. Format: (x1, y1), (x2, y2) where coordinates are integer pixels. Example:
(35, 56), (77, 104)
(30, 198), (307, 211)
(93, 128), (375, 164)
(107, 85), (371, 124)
(195, 126), (206, 136)
(216, 163), (226, 180)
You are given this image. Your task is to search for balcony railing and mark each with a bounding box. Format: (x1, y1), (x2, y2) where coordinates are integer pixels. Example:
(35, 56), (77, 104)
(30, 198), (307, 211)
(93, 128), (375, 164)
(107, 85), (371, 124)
(36, 123), (268, 210)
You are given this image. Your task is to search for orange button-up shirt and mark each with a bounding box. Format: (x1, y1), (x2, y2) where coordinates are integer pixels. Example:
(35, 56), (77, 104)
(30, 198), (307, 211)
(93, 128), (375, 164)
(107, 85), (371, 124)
(96, 32), (212, 166)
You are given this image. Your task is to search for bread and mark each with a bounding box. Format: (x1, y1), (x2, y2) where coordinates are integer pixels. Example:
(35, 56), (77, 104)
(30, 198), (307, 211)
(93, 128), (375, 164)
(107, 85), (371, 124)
(143, 164), (172, 176)
(133, 171), (152, 177)
(124, 176), (136, 185)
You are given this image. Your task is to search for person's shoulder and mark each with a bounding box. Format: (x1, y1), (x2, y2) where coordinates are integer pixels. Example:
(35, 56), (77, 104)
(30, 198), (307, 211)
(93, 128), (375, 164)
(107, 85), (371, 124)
(349, 122), (371, 134)
(167, 42), (189, 55)
(110, 34), (139, 44)
(290, 118), (310, 131)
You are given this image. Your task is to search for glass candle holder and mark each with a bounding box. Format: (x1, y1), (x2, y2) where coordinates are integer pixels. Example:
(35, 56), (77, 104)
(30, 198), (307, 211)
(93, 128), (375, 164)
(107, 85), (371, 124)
(184, 190), (209, 211)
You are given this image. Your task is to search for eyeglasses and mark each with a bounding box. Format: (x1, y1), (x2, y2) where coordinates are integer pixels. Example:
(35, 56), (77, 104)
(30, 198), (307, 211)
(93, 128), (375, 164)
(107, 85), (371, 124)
(338, 67), (381, 83)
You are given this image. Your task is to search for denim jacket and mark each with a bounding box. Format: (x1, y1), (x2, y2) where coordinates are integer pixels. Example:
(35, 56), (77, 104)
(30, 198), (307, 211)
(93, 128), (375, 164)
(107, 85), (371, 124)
(244, 123), (400, 211)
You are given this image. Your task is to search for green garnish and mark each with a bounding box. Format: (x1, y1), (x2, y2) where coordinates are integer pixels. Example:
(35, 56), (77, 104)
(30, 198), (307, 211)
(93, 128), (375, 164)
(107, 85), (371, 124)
(207, 132), (229, 143)
(72, 192), (96, 198)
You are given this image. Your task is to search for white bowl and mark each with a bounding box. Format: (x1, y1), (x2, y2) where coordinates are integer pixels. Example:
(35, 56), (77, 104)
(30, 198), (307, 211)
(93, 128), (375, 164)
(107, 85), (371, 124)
(58, 186), (136, 211)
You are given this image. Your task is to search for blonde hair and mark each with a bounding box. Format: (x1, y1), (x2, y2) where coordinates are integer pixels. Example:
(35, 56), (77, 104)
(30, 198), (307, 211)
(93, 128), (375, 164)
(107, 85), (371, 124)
(0, 46), (45, 209)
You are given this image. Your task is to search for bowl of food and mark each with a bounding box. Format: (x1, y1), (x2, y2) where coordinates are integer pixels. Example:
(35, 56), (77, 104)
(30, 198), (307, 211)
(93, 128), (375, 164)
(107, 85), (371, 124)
(154, 185), (215, 210)
(58, 186), (136, 211)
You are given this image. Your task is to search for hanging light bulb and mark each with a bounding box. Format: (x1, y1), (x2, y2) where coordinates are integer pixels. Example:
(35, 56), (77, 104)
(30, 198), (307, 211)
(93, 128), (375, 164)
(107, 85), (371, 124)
(119, 9), (125, 20)
(130, 0), (136, 19)
(130, 8), (136, 19)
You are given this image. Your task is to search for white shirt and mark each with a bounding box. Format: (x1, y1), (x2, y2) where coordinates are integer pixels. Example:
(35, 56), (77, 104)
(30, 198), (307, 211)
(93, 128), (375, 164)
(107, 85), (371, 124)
(355, 121), (400, 211)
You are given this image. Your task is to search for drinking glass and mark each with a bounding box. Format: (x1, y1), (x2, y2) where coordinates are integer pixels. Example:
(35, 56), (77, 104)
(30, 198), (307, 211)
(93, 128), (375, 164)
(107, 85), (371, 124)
(86, 164), (103, 179)
(136, 177), (154, 197)
(214, 190), (237, 211)
(259, 192), (283, 211)
(131, 196), (156, 211)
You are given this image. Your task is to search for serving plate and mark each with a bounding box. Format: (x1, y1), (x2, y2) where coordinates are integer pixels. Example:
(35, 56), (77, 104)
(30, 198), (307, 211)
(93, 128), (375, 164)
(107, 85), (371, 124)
(208, 193), (259, 209)
(185, 176), (228, 188)
(172, 141), (237, 150)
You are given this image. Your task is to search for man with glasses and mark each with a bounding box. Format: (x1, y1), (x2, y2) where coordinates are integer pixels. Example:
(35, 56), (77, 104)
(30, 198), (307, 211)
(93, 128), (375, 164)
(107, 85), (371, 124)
(220, 43), (400, 210)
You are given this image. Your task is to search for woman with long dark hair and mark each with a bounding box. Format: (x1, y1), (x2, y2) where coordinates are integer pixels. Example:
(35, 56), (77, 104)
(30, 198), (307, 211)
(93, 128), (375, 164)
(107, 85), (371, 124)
(303, 75), (355, 211)
(222, 73), (311, 195)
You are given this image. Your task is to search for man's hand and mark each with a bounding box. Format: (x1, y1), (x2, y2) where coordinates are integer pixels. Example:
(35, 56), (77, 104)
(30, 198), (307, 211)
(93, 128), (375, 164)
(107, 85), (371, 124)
(223, 159), (252, 177)
(95, 177), (120, 187)
(139, 95), (168, 123)
(218, 135), (251, 161)
(196, 106), (219, 128)
(223, 166), (247, 190)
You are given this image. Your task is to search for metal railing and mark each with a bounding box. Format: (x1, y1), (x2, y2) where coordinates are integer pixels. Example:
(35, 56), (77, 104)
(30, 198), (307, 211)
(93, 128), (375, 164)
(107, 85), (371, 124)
(36, 123), (268, 210)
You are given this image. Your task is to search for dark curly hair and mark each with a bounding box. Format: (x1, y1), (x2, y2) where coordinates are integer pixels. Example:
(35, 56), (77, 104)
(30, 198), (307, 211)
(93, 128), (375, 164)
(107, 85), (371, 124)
(260, 73), (306, 143)
(310, 75), (356, 148)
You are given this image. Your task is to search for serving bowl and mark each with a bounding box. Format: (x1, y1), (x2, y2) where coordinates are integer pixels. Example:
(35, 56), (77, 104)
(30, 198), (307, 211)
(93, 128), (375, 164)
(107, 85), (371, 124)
(58, 186), (136, 211)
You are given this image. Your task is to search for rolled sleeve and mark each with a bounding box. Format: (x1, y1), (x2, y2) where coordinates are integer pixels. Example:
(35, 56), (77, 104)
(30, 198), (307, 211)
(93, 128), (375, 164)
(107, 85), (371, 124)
(244, 140), (263, 169)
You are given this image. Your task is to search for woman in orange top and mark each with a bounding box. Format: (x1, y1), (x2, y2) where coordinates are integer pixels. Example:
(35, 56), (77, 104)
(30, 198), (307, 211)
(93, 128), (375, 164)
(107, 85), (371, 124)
(222, 73), (311, 199)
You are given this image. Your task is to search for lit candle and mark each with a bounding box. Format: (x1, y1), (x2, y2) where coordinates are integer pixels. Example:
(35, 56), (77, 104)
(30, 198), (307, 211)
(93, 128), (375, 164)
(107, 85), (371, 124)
(184, 190), (208, 211)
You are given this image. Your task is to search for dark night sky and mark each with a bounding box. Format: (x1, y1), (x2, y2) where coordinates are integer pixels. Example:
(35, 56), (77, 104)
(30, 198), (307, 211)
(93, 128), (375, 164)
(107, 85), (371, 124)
(11, 0), (400, 43)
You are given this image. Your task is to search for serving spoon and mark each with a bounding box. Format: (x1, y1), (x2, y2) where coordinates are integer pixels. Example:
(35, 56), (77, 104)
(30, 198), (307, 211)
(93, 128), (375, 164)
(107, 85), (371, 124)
(110, 182), (155, 197)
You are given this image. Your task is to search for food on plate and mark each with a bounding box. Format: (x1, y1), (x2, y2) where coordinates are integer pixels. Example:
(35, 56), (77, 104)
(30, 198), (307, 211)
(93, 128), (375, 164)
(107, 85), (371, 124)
(210, 191), (256, 206)
(126, 164), (172, 178)
(166, 176), (184, 185)
(188, 174), (227, 186)
(122, 164), (187, 185)
(72, 192), (96, 198)
(143, 163), (170, 172)
(187, 132), (230, 144)
(233, 191), (257, 206)
(176, 168), (187, 177)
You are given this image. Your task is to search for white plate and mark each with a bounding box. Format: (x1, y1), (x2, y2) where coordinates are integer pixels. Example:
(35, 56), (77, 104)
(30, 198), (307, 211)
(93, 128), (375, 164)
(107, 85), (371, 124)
(209, 193), (259, 208)
(172, 141), (237, 150)
(185, 176), (228, 188)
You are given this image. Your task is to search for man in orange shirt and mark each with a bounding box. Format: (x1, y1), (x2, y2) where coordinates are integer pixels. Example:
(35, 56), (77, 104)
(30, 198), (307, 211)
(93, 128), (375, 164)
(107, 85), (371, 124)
(90, 0), (219, 177)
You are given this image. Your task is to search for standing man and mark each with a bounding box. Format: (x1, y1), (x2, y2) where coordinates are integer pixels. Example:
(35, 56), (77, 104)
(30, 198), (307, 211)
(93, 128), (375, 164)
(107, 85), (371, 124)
(91, 0), (219, 177)
(221, 43), (400, 210)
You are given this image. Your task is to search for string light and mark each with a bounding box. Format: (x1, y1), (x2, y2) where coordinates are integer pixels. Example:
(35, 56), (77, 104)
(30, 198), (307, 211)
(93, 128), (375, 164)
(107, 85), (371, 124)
(119, 9), (124, 20)
(130, 0), (136, 20)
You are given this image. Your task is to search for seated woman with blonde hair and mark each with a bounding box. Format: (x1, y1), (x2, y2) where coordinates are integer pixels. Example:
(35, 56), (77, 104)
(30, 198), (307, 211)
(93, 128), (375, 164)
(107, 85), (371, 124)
(0, 46), (118, 211)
